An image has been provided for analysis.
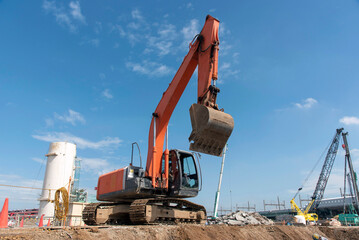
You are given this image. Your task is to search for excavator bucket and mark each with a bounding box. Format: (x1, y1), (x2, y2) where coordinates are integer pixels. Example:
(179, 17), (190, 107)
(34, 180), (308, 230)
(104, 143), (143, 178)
(189, 104), (234, 156)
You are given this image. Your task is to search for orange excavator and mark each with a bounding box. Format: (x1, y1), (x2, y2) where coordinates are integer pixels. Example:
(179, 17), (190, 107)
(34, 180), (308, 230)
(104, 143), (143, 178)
(82, 15), (234, 225)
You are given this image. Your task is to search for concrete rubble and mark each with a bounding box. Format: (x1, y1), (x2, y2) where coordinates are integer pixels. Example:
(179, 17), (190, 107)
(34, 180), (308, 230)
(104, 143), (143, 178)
(209, 211), (274, 226)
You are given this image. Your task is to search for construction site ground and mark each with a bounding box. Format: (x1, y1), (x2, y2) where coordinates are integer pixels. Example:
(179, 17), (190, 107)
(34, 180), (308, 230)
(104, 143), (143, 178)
(1, 225), (359, 240)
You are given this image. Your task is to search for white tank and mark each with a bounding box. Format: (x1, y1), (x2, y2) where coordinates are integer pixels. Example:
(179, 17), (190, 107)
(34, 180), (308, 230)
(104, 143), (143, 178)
(38, 142), (76, 219)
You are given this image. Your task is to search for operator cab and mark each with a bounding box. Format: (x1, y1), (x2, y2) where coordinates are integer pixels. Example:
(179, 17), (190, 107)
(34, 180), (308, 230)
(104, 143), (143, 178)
(162, 149), (200, 198)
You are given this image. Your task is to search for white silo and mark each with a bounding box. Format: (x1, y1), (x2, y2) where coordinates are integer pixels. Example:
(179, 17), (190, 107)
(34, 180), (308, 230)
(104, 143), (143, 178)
(38, 142), (76, 219)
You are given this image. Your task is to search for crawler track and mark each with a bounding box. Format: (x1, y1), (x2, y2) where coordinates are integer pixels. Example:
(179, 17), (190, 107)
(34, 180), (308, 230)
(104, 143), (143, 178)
(129, 198), (206, 224)
(83, 199), (206, 225)
(82, 202), (117, 225)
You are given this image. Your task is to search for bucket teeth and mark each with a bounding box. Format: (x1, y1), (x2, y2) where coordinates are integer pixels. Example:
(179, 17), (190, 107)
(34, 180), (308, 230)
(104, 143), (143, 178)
(189, 104), (234, 156)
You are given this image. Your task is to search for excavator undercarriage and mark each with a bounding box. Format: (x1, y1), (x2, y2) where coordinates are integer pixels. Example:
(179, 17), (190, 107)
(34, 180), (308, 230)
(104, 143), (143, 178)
(82, 198), (206, 225)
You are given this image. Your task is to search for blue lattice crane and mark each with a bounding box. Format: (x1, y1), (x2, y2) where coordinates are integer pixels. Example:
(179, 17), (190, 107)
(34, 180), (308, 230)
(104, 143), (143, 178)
(309, 128), (343, 212)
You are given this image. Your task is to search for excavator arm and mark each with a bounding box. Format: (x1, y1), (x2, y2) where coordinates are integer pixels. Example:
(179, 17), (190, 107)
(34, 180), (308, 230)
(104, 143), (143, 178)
(145, 15), (234, 187)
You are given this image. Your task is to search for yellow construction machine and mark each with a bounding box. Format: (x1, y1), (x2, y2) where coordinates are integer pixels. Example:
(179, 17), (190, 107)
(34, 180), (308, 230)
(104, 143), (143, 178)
(290, 196), (318, 222)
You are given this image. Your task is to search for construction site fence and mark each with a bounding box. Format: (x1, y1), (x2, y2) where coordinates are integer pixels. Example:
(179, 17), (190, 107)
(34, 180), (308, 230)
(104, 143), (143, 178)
(6, 215), (85, 228)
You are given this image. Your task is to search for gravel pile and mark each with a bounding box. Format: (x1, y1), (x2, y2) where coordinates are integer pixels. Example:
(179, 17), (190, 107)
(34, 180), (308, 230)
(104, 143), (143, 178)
(209, 211), (274, 226)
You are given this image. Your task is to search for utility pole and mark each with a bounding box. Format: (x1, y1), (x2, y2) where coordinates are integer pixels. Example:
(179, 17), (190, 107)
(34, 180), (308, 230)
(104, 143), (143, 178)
(263, 198), (285, 210)
(213, 144), (228, 218)
(277, 196), (281, 210)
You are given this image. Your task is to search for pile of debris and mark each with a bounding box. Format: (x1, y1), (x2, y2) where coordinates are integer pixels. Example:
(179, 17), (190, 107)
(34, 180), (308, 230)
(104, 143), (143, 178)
(209, 211), (274, 226)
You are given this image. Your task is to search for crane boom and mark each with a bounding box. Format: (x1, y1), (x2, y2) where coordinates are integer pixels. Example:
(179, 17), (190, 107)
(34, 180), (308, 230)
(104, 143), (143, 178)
(310, 128), (343, 211)
(290, 199), (304, 215)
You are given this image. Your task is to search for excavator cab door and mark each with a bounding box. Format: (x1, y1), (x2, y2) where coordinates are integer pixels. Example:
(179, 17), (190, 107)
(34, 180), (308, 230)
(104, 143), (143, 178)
(168, 150), (199, 198)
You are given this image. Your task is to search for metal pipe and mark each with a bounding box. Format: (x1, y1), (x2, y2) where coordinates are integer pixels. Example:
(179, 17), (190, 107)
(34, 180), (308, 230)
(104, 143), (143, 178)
(153, 117), (156, 147)
(164, 126), (169, 188)
(213, 144), (228, 218)
(152, 116), (157, 186)
(166, 126), (168, 149)
(344, 153), (347, 214)
(131, 144), (134, 166)
(342, 132), (359, 211)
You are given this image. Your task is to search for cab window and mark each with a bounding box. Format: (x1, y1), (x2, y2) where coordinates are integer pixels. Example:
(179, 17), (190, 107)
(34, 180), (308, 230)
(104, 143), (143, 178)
(180, 154), (198, 189)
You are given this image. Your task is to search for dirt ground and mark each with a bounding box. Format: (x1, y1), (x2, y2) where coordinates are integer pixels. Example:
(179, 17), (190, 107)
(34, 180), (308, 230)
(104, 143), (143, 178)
(0, 224), (359, 240)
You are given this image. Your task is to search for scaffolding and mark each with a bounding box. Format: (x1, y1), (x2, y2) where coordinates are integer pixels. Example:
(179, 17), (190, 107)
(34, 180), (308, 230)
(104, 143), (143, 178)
(70, 157), (87, 203)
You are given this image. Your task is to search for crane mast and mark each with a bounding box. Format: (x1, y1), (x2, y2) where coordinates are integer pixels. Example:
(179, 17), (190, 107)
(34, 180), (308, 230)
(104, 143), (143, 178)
(342, 132), (359, 212)
(310, 128), (343, 212)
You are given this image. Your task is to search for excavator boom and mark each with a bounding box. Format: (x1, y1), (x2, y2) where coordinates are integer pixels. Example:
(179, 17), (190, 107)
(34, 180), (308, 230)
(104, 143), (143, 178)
(146, 15), (234, 187)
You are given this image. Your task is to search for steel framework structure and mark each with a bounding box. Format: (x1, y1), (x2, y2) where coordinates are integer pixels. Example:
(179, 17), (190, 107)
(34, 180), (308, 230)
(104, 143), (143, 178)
(310, 128), (344, 211)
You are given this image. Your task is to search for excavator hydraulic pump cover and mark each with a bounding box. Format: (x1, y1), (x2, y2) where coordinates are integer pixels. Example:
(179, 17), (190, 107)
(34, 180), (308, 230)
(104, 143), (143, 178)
(189, 103), (234, 156)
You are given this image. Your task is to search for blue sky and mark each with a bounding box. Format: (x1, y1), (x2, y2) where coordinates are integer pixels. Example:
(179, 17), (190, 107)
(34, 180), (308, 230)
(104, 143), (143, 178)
(2, 0), (359, 213)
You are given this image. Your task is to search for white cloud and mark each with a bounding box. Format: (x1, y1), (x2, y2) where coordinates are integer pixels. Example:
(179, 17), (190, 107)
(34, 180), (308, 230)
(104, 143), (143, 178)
(131, 9), (143, 21)
(181, 19), (199, 48)
(218, 62), (240, 82)
(32, 132), (122, 149)
(54, 109), (85, 126)
(94, 21), (102, 34)
(339, 116), (359, 125)
(99, 73), (106, 80)
(69, 1), (85, 23)
(145, 24), (177, 56)
(88, 38), (100, 47)
(42, 0), (85, 33)
(81, 158), (115, 175)
(82, 158), (109, 169)
(32, 157), (46, 164)
(111, 24), (126, 37)
(351, 148), (359, 157)
(186, 3), (194, 10)
(112, 13), (200, 58)
(111, 24), (139, 46)
(295, 98), (318, 109)
(219, 40), (233, 56)
(219, 23), (231, 37)
(126, 60), (174, 77)
(146, 38), (173, 56)
(0, 174), (43, 209)
(351, 149), (359, 169)
(288, 168), (344, 199)
(102, 89), (113, 99)
(158, 24), (176, 39)
(220, 62), (230, 70)
(127, 22), (140, 30)
(45, 118), (54, 127)
(80, 38), (100, 47)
